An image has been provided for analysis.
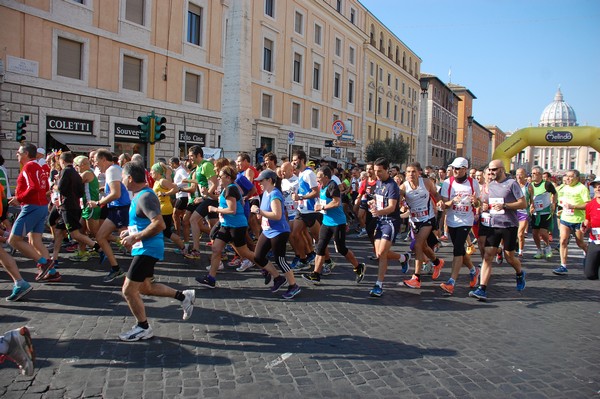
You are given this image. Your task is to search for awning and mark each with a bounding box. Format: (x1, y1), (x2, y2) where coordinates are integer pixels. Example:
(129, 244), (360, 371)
(49, 133), (108, 153)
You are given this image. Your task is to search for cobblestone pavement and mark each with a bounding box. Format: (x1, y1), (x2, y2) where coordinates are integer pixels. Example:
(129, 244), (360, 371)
(0, 233), (598, 398)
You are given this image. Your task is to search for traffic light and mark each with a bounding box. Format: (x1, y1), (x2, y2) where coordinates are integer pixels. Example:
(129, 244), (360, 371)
(153, 114), (166, 143)
(137, 114), (150, 142)
(16, 115), (29, 142)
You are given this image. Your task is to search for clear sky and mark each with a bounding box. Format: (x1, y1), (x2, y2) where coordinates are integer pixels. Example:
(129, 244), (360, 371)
(359, 0), (600, 133)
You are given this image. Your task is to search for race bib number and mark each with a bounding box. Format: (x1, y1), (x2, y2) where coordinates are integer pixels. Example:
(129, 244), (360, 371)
(410, 206), (429, 219)
(128, 225), (143, 249)
(489, 197), (505, 215)
(481, 212), (491, 227)
(452, 204), (471, 213)
(261, 215), (270, 230)
(375, 194), (384, 210)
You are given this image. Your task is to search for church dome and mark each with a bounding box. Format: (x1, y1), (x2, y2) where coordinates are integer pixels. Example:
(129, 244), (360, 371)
(538, 88), (577, 127)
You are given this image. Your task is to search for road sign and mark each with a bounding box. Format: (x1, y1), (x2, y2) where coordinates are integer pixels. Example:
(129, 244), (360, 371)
(332, 120), (345, 137)
(333, 140), (356, 147)
(334, 147), (341, 154)
(288, 131), (295, 144)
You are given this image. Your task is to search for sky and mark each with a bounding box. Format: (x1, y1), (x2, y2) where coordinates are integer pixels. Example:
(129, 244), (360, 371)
(359, 0), (600, 133)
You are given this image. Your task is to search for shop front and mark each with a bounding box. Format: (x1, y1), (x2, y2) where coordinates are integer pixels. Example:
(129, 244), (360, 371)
(45, 115), (107, 155)
(114, 122), (148, 166)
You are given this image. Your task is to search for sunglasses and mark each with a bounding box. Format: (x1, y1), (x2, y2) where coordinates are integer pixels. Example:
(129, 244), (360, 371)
(489, 168), (500, 172)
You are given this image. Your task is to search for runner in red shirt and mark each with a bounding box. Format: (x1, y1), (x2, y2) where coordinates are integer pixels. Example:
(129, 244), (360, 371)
(582, 177), (600, 279)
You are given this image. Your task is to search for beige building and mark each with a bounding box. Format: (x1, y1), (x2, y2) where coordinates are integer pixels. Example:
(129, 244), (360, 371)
(0, 0), (423, 177)
(363, 15), (421, 164)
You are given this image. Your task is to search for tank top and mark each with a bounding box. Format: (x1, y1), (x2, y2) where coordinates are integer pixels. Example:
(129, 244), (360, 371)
(129, 187), (164, 260)
(531, 181), (553, 215)
(260, 188), (290, 238)
(403, 177), (435, 223)
(82, 171), (100, 206)
(219, 184), (247, 228)
(153, 180), (174, 216)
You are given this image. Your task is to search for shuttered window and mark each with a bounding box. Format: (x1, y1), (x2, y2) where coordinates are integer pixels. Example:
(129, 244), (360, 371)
(57, 37), (82, 80)
(125, 0), (145, 26)
(123, 55), (142, 91)
(185, 72), (200, 103)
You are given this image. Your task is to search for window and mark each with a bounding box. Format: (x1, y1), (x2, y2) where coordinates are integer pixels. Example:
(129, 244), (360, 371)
(336, 0), (342, 13)
(332, 113), (339, 123)
(294, 11), (303, 35)
(293, 53), (302, 83)
(292, 102), (301, 125)
(387, 73), (391, 86)
(311, 108), (320, 129)
(263, 38), (273, 72)
(395, 78), (399, 91)
(184, 72), (200, 103)
(370, 62), (374, 77)
(401, 109), (404, 124)
(187, 3), (202, 46)
(314, 23), (322, 45)
(312, 62), (321, 90)
(350, 7), (356, 24)
(333, 72), (340, 98)
(402, 82), (405, 95)
(122, 55), (142, 91)
(335, 38), (341, 57)
(386, 101), (390, 118)
(349, 46), (355, 65)
(125, 0), (145, 25)
(348, 79), (354, 104)
(57, 37), (82, 80)
(265, 0), (274, 17)
(377, 98), (382, 115)
(262, 93), (272, 118)
(394, 105), (397, 121)
(378, 67), (383, 82)
(368, 93), (373, 112)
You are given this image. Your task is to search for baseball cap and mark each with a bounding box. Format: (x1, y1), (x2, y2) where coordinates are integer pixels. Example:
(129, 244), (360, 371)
(255, 169), (277, 182)
(591, 176), (600, 187)
(37, 148), (46, 156)
(449, 157), (469, 169)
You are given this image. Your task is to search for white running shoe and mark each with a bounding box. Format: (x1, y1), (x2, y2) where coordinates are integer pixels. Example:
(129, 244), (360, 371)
(118, 325), (154, 341)
(4, 327), (35, 376)
(181, 289), (195, 320)
(205, 262), (224, 271)
(236, 259), (254, 272)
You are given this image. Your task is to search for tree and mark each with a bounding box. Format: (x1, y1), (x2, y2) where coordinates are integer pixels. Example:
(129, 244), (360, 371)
(365, 137), (409, 165)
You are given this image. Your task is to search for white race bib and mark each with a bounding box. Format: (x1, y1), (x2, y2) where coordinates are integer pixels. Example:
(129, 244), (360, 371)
(489, 197), (505, 215)
(128, 225), (143, 249)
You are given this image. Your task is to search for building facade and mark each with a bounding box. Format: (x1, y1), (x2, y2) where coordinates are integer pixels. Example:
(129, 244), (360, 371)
(417, 74), (459, 169)
(1, 0), (421, 178)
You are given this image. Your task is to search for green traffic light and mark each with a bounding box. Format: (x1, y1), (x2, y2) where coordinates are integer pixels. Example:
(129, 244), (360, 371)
(153, 115), (167, 142)
(137, 114), (151, 142)
(16, 116), (28, 142)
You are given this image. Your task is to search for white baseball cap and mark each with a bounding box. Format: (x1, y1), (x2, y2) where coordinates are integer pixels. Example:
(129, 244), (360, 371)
(37, 147), (46, 155)
(449, 157), (468, 169)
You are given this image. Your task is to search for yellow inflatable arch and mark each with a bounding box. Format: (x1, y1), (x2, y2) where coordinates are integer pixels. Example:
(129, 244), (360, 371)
(492, 126), (600, 171)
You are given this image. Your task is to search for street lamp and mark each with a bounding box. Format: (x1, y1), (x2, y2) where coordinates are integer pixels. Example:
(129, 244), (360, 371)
(418, 78), (429, 166)
(466, 115), (474, 164)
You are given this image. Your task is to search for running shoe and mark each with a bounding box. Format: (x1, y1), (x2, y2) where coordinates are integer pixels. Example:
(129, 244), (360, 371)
(236, 259), (254, 272)
(35, 260), (54, 281)
(289, 256), (301, 269)
(440, 282), (454, 296)
(354, 263), (366, 284)
(195, 274), (216, 288)
(544, 246), (553, 260)
(103, 269), (125, 283)
(357, 228), (368, 238)
(3, 326), (35, 375)
(224, 244), (235, 254)
(305, 252), (316, 265)
(71, 250), (90, 262)
(261, 269), (272, 285)
(439, 235), (448, 242)
(403, 275), (421, 289)
(282, 284), (301, 300)
(5, 282), (32, 302)
(184, 249), (201, 260)
(469, 287), (487, 301)
(298, 261), (312, 271)
(533, 250), (543, 260)
(181, 289), (195, 320)
(271, 276), (288, 292)
(469, 267), (480, 288)
(40, 272), (62, 283)
(118, 325), (154, 342)
(496, 252), (504, 265)
(516, 271), (526, 291)
(553, 265), (568, 275)
(205, 262), (224, 271)
(400, 252), (411, 274)
(228, 255), (242, 267)
(322, 260), (336, 276)
(65, 243), (79, 253)
(431, 259), (445, 280)
(302, 272), (321, 285)
(369, 254), (379, 261)
(98, 250), (107, 264)
(369, 284), (383, 297)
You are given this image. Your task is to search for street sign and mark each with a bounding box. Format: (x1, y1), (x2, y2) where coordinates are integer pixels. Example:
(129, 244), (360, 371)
(332, 120), (345, 137)
(324, 140), (334, 147)
(334, 147), (341, 154)
(333, 140), (356, 147)
(288, 131), (295, 144)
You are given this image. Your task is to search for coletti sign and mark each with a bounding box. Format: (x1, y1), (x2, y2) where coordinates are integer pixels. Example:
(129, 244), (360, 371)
(545, 130), (573, 143)
(47, 116), (93, 134)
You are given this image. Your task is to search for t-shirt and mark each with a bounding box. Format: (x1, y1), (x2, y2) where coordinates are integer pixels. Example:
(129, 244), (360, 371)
(105, 164), (131, 207)
(558, 182), (590, 223)
(16, 160), (49, 206)
(281, 175), (299, 221)
(375, 177), (401, 221)
(530, 180), (557, 215)
(174, 166), (189, 199)
(319, 180), (346, 226)
(297, 167), (318, 213)
(260, 188), (290, 238)
(585, 198), (600, 243)
(441, 177), (480, 228)
(487, 177), (524, 228)
(57, 165), (84, 211)
(195, 160), (215, 190)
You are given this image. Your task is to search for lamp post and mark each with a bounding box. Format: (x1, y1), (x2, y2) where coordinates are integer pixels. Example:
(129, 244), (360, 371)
(466, 115), (474, 164)
(417, 78), (429, 166)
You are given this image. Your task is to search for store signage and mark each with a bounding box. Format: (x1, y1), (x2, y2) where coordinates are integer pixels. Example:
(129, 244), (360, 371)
(545, 130), (573, 143)
(179, 131), (206, 146)
(115, 123), (143, 139)
(47, 116), (93, 134)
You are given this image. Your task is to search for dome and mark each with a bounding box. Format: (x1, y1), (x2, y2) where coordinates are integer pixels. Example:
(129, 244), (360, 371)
(538, 88), (577, 127)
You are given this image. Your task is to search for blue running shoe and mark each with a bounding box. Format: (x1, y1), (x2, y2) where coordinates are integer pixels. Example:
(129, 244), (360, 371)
(400, 252), (411, 274)
(552, 265), (568, 275)
(289, 256), (300, 269)
(369, 284), (383, 297)
(6, 282), (33, 302)
(305, 252), (316, 264)
(516, 271), (526, 291)
(468, 287), (487, 301)
(282, 284), (301, 300)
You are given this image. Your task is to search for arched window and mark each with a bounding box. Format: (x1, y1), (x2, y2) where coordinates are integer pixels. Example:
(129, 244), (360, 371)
(395, 46), (399, 64)
(379, 32), (384, 52)
(388, 39), (392, 59)
(402, 52), (406, 69)
(370, 24), (375, 46)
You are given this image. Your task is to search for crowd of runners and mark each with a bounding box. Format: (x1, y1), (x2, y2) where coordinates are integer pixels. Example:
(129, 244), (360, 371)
(1, 142), (599, 353)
